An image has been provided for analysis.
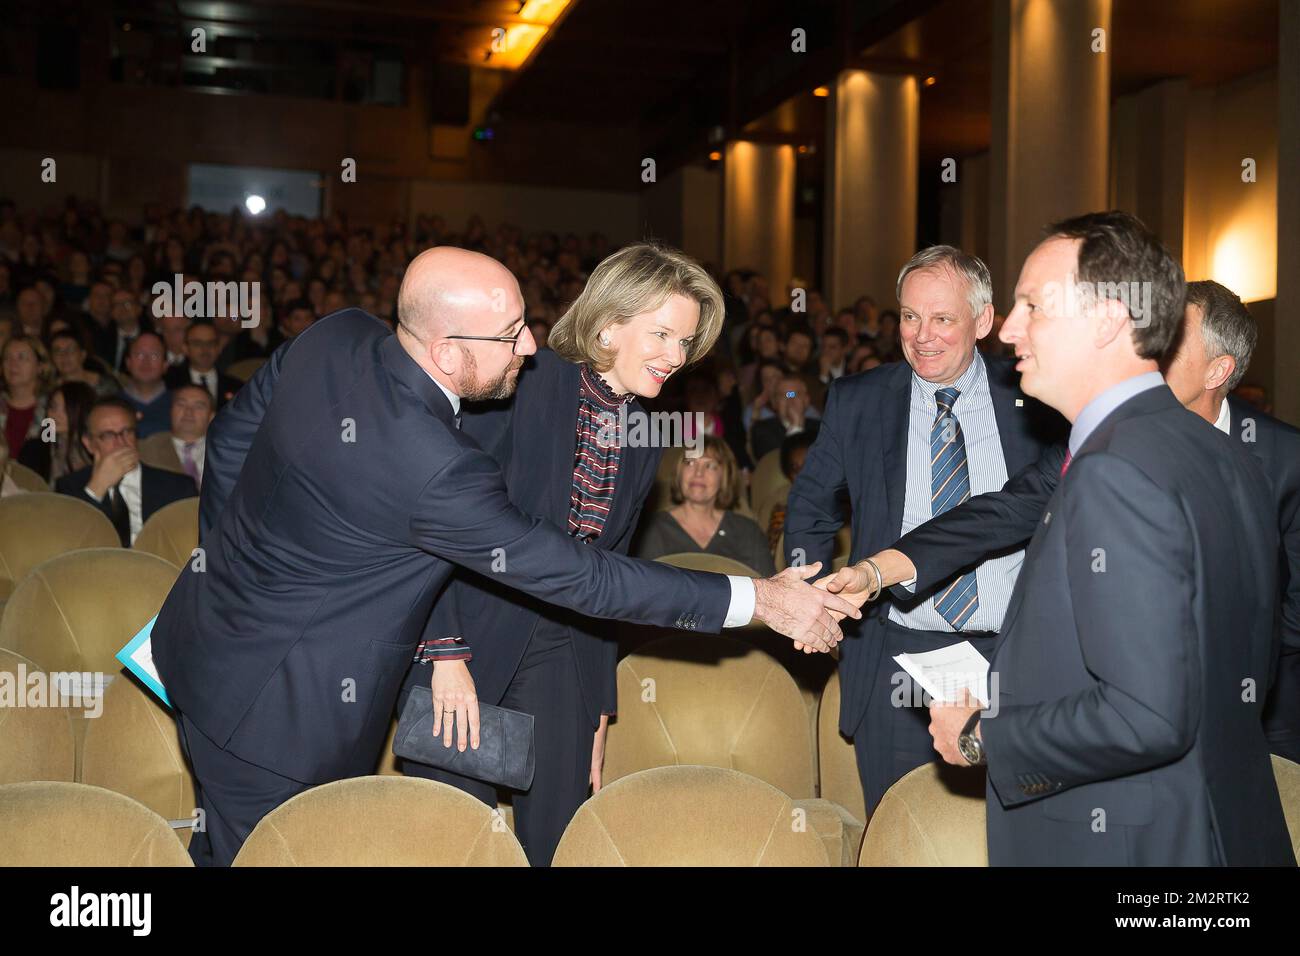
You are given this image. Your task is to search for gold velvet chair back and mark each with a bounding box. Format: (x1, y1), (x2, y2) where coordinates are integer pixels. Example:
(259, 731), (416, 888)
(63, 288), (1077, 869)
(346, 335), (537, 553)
(4, 460), (50, 493)
(232, 776), (529, 866)
(653, 552), (760, 577)
(604, 634), (817, 799)
(0, 495), (119, 602)
(0, 548), (179, 675)
(132, 497), (200, 569)
(81, 676), (197, 848)
(224, 357), (266, 382)
(0, 648), (77, 785)
(859, 761), (989, 866)
(0, 781), (193, 866)
(817, 670), (867, 827)
(553, 765), (829, 866)
(1273, 754), (1300, 859)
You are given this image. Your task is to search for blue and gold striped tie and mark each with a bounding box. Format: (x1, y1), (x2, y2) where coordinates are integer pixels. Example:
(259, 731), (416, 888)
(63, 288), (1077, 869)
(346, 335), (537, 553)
(930, 387), (979, 629)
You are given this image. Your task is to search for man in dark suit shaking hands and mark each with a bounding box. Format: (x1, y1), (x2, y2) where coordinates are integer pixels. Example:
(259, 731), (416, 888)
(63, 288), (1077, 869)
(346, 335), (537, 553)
(919, 212), (1293, 865)
(151, 247), (857, 867)
(784, 245), (1062, 813)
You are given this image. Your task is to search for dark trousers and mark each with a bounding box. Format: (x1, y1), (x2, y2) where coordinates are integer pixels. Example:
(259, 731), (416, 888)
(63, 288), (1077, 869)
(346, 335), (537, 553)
(175, 710), (311, 867)
(853, 619), (998, 814)
(1264, 648), (1300, 764)
(401, 621), (595, 867)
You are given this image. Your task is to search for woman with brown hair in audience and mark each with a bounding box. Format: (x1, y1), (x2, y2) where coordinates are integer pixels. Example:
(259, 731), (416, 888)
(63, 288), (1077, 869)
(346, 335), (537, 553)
(397, 242), (727, 866)
(0, 334), (53, 461)
(18, 380), (96, 485)
(635, 434), (776, 576)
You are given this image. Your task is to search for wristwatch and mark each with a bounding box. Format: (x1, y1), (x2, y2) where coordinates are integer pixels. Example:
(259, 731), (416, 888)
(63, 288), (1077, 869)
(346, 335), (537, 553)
(957, 709), (986, 766)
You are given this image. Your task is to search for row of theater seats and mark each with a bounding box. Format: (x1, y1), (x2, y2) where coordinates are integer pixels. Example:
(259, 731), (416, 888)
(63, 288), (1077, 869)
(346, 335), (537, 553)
(4, 494), (1299, 865)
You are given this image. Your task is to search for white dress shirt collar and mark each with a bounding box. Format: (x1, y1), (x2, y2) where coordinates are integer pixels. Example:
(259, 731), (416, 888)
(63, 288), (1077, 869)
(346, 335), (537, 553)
(1213, 397), (1232, 435)
(422, 371), (461, 416)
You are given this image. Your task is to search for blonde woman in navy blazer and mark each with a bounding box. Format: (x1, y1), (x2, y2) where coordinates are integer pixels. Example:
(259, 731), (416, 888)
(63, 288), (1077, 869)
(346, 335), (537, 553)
(398, 243), (727, 865)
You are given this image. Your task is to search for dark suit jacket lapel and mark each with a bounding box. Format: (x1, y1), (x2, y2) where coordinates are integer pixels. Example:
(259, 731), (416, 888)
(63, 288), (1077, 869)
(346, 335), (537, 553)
(1228, 396), (1270, 469)
(541, 359), (583, 527)
(379, 333), (458, 430)
(986, 356), (1031, 468)
(881, 362), (913, 540)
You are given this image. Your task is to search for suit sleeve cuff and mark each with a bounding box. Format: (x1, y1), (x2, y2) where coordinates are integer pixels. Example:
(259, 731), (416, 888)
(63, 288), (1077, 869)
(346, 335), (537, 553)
(84, 487), (103, 503)
(723, 575), (756, 628)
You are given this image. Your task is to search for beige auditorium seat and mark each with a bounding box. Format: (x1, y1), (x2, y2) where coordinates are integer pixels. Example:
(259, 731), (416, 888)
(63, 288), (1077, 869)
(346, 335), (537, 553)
(81, 676), (196, 848)
(1273, 754), (1300, 859)
(233, 776), (528, 866)
(0, 548), (179, 677)
(749, 449), (790, 534)
(859, 761), (989, 866)
(774, 526), (853, 572)
(817, 670), (867, 827)
(553, 765), (829, 866)
(4, 460), (50, 493)
(650, 446), (684, 512)
(654, 552), (760, 577)
(0, 648), (76, 785)
(224, 357), (267, 382)
(0, 781), (193, 866)
(0, 494), (119, 602)
(605, 634), (860, 864)
(132, 497), (200, 569)
(136, 431), (186, 476)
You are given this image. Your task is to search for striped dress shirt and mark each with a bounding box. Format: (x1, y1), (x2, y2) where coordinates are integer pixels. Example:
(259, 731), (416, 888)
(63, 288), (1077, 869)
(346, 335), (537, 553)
(889, 350), (1022, 633)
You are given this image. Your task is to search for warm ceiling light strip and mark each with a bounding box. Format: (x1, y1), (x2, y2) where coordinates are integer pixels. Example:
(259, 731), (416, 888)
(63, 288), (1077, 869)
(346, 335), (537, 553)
(483, 0), (571, 70)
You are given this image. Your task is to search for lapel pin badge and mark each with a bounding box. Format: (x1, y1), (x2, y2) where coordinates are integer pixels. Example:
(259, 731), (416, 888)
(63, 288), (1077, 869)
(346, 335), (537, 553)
(1014, 398), (1024, 407)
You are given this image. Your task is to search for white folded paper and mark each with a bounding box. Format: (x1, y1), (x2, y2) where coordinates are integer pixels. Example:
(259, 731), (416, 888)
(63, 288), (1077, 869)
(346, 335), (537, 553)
(893, 640), (991, 707)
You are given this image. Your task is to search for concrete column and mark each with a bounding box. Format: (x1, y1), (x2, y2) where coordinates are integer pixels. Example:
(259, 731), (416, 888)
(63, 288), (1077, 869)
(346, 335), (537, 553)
(823, 69), (919, 311)
(723, 141), (795, 303)
(989, 0), (1111, 308)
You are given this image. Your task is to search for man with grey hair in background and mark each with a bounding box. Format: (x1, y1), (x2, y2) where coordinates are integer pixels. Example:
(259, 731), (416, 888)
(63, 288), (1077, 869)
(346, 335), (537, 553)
(785, 245), (1064, 811)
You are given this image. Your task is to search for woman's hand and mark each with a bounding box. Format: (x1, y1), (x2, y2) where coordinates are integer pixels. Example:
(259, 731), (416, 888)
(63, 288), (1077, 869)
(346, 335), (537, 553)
(431, 658), (480, 752)
(590, 715), (610, 792)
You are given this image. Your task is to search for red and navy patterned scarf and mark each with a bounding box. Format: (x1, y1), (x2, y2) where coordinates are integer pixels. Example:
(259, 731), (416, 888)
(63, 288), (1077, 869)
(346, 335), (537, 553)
(568, 363), (633, 541)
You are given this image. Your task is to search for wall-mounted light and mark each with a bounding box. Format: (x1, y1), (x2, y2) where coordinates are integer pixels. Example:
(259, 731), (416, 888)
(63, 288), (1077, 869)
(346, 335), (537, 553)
(813, 86), (829, 97)
(245, 195), (266, 216)
(924, 76), (937, 87)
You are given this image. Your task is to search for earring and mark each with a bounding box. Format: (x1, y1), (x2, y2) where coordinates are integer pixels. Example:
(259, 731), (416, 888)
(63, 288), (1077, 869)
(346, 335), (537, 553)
(599, 333), (611, 346)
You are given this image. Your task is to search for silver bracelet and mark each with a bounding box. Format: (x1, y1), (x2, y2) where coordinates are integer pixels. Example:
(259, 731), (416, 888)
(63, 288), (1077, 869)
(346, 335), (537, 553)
(863, 558), (884, 602)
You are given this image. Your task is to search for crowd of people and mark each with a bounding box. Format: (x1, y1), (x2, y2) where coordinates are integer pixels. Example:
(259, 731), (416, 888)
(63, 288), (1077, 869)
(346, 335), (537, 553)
(0, 194), (1061, 570)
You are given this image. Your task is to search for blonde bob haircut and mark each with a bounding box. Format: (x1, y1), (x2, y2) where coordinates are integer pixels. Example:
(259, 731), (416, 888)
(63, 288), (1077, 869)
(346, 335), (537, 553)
(670, 436), (738, 510)
(548, 242), (725, 371)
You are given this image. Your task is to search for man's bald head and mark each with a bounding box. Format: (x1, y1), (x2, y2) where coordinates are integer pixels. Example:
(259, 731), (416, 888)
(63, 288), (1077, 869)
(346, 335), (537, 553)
(394, 247), (535, 402)
(397, 247), (523, 340)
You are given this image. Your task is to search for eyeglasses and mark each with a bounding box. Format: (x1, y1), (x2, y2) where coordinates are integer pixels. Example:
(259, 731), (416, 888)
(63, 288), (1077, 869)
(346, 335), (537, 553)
(444, 324), (526, 355)
(92, 426), (136, 443)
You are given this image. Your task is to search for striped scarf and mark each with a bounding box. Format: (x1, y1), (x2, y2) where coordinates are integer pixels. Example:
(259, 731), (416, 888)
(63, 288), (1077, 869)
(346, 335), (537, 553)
(568, 363), (633, 541)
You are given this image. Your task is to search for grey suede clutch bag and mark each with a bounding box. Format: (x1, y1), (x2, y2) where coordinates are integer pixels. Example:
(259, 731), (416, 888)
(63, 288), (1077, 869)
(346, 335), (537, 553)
(393, 685), (536, 791)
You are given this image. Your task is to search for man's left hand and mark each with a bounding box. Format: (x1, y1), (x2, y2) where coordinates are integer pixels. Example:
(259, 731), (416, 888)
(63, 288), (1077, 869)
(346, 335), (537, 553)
(590, 714), (610, 792)
(928, 692), (981, 766)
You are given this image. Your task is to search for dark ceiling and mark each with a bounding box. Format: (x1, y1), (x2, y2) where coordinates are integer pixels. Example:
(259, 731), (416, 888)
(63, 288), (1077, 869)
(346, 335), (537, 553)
(32, 0), (1281, 173)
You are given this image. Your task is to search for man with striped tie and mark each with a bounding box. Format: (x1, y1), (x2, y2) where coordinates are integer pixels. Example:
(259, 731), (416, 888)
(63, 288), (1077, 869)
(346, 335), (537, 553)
(785, 245), (1064, 813)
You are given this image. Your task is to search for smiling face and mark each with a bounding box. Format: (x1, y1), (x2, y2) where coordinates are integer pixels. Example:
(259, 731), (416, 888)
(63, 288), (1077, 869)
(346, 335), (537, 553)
(600, 293), (700, 398)
(999, 236), (1093, 418)
(678, 452), (723, 506)
(899, 266), (992, 385)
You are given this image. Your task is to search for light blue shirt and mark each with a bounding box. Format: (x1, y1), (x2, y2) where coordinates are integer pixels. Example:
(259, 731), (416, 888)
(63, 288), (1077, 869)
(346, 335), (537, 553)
(890, 351), (1022, 633)
(1068, 371), (1165, 455)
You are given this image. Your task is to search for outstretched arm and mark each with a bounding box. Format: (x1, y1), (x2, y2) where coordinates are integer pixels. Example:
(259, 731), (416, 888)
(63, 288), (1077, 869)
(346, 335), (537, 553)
(408, 445), (861, 651)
